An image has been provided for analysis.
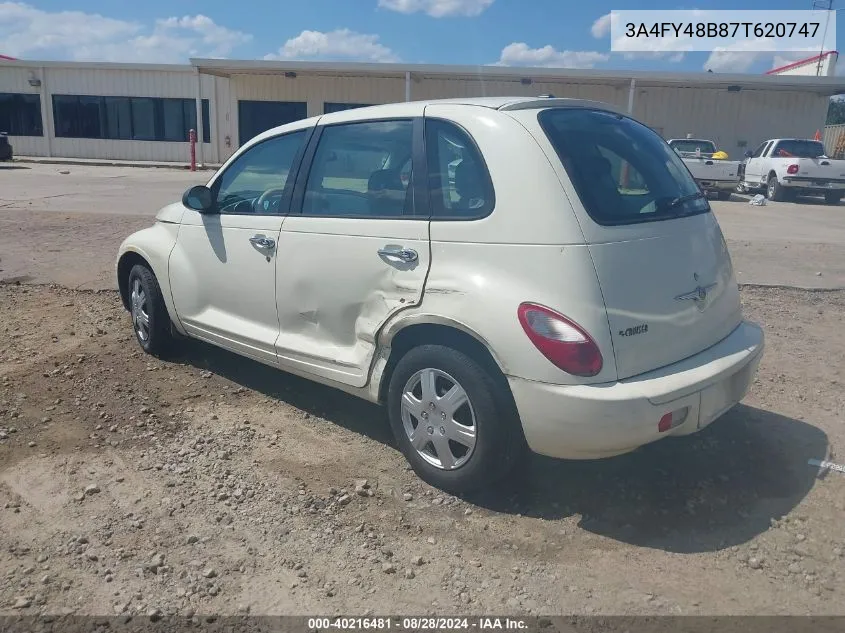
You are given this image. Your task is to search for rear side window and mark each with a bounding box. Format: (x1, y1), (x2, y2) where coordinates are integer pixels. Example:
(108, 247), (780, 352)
(425, 119), (494, 219)
(539, 109), (709, 226)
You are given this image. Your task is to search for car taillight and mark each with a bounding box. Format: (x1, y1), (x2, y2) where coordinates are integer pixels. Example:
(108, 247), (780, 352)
(787, 164), (799, 174)
(517, 303), (603, 377)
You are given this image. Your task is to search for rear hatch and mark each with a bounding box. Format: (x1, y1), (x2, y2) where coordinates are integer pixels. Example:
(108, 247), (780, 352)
(537, 108), (742, 379)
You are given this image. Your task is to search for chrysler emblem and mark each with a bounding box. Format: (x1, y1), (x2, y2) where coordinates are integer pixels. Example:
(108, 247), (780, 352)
(676, 274), (717, 310)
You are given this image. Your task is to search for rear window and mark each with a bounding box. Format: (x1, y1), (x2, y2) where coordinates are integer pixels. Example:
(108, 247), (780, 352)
(771, 140), (825, 158)
(670, 140), (716, 155)
(539, 108), (709, 226)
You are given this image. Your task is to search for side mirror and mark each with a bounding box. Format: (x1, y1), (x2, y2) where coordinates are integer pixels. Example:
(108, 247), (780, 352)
(182, 185), (214, 213)
(744, 150), (754, 158)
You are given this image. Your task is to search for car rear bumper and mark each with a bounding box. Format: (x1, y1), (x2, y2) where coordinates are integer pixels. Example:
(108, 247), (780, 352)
(509, 320), (764, 460)
(696, 179), (737, 191)
(782, 178), (845, 191)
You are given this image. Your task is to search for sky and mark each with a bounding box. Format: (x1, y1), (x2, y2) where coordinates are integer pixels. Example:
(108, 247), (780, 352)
(0, 0), (842, 74)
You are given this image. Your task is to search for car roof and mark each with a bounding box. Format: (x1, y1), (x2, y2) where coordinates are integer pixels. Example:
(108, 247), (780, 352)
(244, 96), (622, 150)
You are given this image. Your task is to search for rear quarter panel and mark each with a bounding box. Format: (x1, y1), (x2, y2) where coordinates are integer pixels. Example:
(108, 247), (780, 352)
(393, 105), (618, 385)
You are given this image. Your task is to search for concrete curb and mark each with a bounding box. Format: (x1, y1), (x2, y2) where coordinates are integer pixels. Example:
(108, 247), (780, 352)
(13, 157), (219, 171)
(738, 283), (845, 292)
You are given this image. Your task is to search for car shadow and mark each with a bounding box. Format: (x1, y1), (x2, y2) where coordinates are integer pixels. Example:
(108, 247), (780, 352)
(173, 340), (827, 554)
(174, 338), (394, 446)
(0, 164), (30, 170)
(467, 404), (828, 553)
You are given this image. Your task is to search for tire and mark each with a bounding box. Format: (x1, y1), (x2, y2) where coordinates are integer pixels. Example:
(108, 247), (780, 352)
(767, 174), (786, 201)
(824, 191), (841, 205)
(127, 264), (173, 357)
(387, 345), (525, 494)
(717, 190), (732, 201)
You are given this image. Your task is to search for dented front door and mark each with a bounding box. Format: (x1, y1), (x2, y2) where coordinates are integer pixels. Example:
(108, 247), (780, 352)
(273, 116), (430, 388)
(273, 217), (430, 387)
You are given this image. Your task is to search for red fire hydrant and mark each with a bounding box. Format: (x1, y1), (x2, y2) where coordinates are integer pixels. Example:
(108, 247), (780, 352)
(189, 128), (197, 172)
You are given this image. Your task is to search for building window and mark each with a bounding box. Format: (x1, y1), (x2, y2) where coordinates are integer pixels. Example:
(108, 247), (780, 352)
(323, 102), (375, 114)
(0, 93), (43, 136)
(237, 100), (307, 144)
(52, 95), (210, 142)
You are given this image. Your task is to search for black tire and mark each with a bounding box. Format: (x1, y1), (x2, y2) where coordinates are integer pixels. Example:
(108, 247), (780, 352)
(767, 174), (786, 201)
(387, 345), (525, 494)
(717, 190), (732, 201)
(127, 264), (173, 357)
(824, 191), (841, 205)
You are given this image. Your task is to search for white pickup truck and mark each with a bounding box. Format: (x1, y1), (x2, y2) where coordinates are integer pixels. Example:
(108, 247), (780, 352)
(666, 138), (739, 201)
(737, 138), (845, 204)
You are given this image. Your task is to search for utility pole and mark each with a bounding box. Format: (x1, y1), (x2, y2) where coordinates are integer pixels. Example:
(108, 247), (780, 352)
(813, 0), (834, 76)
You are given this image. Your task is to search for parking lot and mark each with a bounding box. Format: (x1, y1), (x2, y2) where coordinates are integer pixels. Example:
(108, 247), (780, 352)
(1, 162), (844, 617)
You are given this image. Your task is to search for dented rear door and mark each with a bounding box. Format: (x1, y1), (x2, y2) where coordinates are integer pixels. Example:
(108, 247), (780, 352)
(273, 115), (430, 388)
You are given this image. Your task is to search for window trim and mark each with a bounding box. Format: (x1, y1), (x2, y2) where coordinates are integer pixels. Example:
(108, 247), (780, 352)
(423, 117), (496, 222)
(290, 117), (427, 220)
(538, 107), (710, 228)
(208, 126), (314, 217)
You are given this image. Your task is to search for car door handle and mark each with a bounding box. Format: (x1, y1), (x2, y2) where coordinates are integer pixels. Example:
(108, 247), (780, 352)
(378, 247), (418, 263)
(249, 236), (275, 250)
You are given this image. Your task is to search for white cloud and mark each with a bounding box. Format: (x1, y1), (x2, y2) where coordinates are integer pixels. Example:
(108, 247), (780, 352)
(264, 29), (399, 63)
(622, 51), (685, 62)
(378, 0), (493, 17)
(704, 39), (816, 73)
(0, 2), (251, 62)
(497, 42), (609, 69)
(591, 12), (613, 38)
(590, 13), (683, 63)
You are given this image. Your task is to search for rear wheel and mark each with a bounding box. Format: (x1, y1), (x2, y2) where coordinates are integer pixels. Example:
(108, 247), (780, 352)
(767, 174), (786, 201)
(387, 345), (525, 494)
(127, 264), (173, 357)
(716, 190), (732, 201)
(824, 191), (842, 205)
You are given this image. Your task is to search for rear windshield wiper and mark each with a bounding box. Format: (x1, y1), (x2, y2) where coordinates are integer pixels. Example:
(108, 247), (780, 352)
(664, 191), (706, 210)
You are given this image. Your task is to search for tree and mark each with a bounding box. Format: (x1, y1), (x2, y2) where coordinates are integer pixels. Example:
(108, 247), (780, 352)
(826, 97), (845, 125)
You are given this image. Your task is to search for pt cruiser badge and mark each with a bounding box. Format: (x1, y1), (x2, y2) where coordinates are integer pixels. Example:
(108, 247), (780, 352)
(676, 273), (717, 311)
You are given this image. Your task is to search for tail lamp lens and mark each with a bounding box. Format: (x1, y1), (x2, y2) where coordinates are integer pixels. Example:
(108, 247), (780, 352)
(517, 303), (603, 377)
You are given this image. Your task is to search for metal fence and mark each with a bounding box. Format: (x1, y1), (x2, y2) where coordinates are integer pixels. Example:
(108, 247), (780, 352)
(823, 123), (845, 157)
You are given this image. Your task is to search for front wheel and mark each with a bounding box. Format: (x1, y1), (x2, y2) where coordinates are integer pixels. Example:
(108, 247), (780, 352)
(767, 175), (786, 201)
(824, 191), (842, 205)
(387, 345), (525, 494)
(127, 264), (173, 357)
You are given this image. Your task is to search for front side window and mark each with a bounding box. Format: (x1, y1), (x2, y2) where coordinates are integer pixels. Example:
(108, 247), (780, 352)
(751, 142), (768, 158)
(425, 119), (494, 218)
(213, 131), (306, 215)
(540, 108), (709, 226)
(302, 120), (414, 217)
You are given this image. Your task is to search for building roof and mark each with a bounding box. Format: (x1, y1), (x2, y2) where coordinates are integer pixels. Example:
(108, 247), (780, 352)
(766, 51), (838, 75)
(191, 57), (845, 94)
(2, 56), (845, 94)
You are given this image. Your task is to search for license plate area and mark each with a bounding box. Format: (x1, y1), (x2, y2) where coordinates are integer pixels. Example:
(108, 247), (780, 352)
(698, 363), (753, 428)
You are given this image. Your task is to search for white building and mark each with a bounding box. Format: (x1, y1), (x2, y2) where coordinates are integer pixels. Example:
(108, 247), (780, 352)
(767, 51), (838, 77)
(2, 57), (845, 165)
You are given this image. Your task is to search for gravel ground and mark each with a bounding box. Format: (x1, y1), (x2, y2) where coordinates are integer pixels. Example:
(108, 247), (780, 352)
(1, 283), (843, 617)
